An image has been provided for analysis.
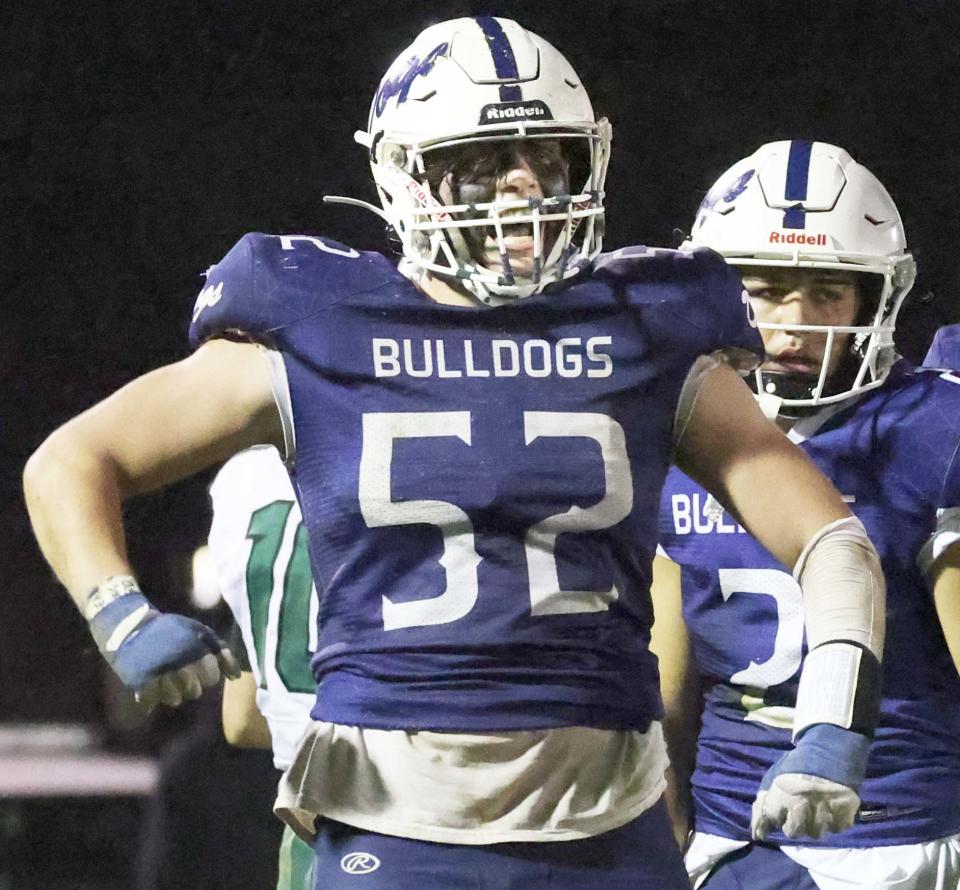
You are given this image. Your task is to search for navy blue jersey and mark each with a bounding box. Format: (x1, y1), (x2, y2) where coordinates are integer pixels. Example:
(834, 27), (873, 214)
(658, 363), (960, 846)
(190, 233), (761, 734)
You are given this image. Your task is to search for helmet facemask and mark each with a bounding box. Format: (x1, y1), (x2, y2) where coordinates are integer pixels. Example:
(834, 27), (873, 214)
(369, 125), (609, 305)
(735, 255), (916, 416)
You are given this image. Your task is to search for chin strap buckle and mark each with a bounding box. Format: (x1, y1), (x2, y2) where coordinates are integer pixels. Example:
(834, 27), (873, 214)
(756, 391), (784, 420)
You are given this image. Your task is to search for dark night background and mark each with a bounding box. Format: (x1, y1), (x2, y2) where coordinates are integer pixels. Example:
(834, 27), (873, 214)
(3, 0), (960, 882)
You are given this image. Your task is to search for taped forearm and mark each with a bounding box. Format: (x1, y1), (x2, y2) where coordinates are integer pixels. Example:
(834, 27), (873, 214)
(792, 516), (885, 740)
(793, 516), (884, 657)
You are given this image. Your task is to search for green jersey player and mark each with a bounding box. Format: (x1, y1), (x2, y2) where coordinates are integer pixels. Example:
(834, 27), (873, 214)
(210, 446), (316, 890)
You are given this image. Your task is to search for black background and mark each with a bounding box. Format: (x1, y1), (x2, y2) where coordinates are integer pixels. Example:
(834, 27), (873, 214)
(5, 0), (960, 727)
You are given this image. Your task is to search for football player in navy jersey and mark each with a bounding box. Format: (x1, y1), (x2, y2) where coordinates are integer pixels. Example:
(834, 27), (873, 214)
(655, 141), (960, 889)
(923, 326), (960, 680)
(26, 21), (886, 889)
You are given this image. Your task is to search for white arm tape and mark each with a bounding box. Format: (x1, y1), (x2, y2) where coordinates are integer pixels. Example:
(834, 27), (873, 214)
(84, 574), (141, 621)
(792, 516), (885, 739)
(792, 516), (885, 658)
(793, 642), (867, 740)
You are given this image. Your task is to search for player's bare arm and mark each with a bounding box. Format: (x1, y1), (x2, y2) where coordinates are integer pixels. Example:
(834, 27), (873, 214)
(24, 338), (281, 601)
(676, 360), (885, 840)
(223, 670), (273, 749)
(675, 361), (852, 566)
(650, 553), (700, 846)
(23, 338), (280, 708)
(932, 542), (960, 676)
(675, 360), (885, 668)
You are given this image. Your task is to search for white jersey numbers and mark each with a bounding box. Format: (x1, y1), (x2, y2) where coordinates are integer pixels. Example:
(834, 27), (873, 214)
(359, 412), (481, 632)
(719, 567), (804, 729)
(278, 234), (361, 259)
(525, 412), (632, 615)
(359, 410), (633, 630)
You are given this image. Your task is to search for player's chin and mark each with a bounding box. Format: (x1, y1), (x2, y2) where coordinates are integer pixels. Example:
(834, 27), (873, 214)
(482, 237), (536, 278)
(485, 258), (537, 278)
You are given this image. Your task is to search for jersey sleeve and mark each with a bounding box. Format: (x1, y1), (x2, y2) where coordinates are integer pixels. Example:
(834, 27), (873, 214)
(596, 245), (764, 369)
(684, 247), (764, 368)
(188, 232), (395, 349)
(189, 233), (261, 347)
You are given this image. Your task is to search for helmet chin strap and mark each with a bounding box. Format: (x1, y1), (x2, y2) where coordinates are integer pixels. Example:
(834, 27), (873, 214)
(428, 213), (574, 306)
(750, 349), (865, 420)
(398, 258), (526, 309)
(750, 370), (826, 419)
(464, 278), (525, 307)
(756, 391), (784, 421)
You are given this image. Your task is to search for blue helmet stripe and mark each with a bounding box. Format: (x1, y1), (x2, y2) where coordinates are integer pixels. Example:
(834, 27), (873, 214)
(783, 206), (807, 229)
(474, 16), (523, 102)
(783, 139), (813, 229)
(785, 140), (813, 200)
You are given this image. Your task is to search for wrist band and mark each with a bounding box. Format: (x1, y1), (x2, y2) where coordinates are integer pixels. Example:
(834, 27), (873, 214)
(792, 640), (881, 741)
(84, 575), (141, 621)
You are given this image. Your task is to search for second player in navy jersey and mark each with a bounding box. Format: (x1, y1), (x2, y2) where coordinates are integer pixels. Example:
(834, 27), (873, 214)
(656, 141), (960, 888)
(25, 22), (887, 890)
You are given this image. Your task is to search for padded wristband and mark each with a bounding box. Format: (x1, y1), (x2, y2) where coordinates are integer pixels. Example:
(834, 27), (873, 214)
(82, 577), (231, 694)
(88, 592), (153, 654)
(84, 575), (141, 620)
(793, 640), (881, 741)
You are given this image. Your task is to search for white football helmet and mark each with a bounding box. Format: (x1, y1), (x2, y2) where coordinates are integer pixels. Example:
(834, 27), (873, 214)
(689, 140), (916, 411)
(336, 17), (610, 305)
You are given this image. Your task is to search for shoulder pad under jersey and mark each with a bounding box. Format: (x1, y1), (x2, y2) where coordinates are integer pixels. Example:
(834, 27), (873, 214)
(188, 232), (400, 347)
(877, 360), (960, 404)
(855, 362), (960, 491)
(593, 244), (712, 283)
(596, 244), (763, 363)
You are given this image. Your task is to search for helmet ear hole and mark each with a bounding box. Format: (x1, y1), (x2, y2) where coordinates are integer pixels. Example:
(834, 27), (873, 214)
(854, 272), (885, 323)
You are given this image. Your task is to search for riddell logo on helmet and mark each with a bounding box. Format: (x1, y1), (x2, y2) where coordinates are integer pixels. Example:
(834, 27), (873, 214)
(479, 100), (553, 124)
(769, 232), (828, 246)
(404, 178), (451, 222)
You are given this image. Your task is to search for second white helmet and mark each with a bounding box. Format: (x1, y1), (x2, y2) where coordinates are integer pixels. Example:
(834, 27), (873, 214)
(689, 140), (916, 409)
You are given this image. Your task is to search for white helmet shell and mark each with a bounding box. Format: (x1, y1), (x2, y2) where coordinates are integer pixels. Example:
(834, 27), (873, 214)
(367, 18), (596, 143)
(352, 17), (611, 304)
(689, 140), (916, 411)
